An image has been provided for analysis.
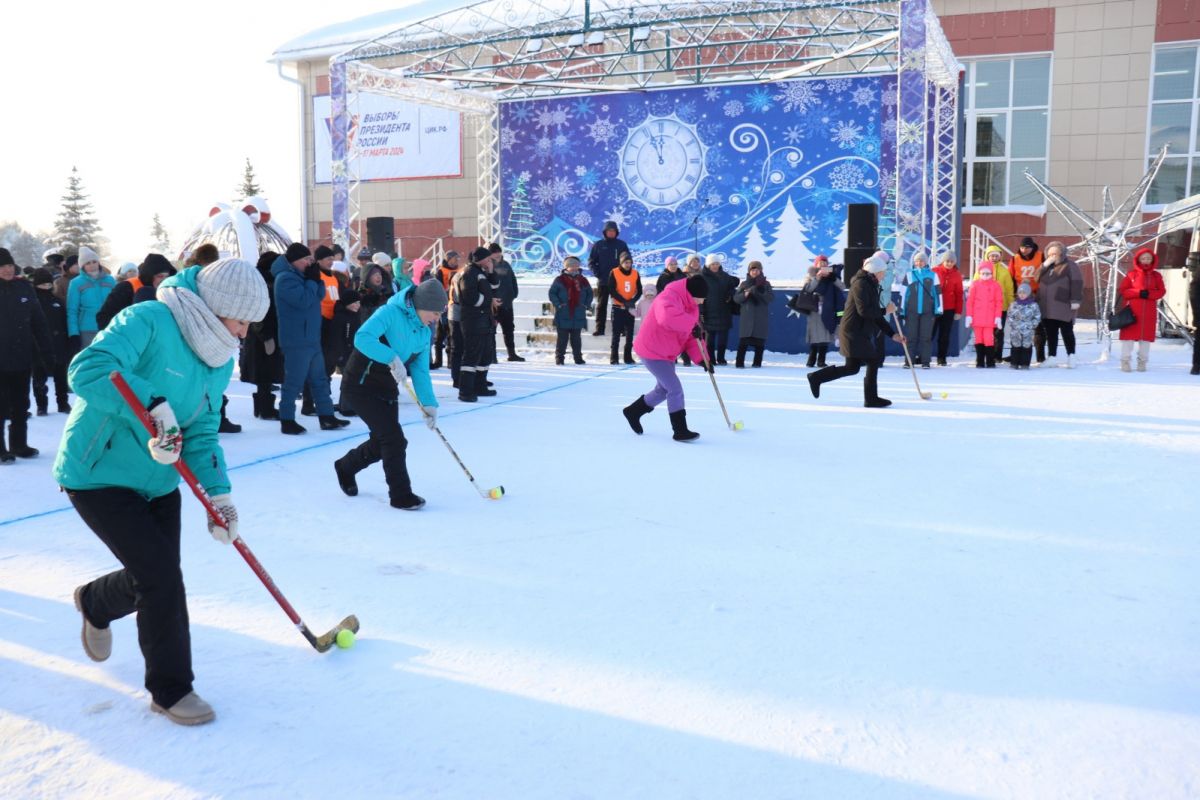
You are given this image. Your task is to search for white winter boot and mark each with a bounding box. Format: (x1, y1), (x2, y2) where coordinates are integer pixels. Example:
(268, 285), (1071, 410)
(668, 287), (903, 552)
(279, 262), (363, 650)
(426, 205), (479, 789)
(1121, 358), (1131, 372)
(1137, 357), (1148, 372)
(1137, 341), (1149, 372)
(1066, 354), (1076, 369)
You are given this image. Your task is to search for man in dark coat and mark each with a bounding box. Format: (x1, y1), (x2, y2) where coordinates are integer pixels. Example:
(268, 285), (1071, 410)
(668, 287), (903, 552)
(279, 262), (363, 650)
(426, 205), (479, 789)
(489, 242), (523, 361)
(457, 247), (500, 402)
(95, 254), (176, 329)
(240, 251), (285, 419)
(0, 248), (54, 460)
(806, 256), (905, 408)
(586, 220), (627, 336)
(700, 254), (739, 366)
(29, 268), (71, 415)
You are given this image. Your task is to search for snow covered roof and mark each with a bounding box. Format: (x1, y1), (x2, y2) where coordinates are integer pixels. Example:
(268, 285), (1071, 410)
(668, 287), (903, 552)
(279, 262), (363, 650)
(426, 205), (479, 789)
(270, 1), (467, 64)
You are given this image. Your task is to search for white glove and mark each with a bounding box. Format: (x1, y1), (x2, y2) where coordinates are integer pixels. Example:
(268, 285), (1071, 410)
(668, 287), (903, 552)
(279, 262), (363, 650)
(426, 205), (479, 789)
(389, 357), (408, 385)
(422, 405), (438, 430)
(206, 494), (240, 544)
(994, 317), (1002, 328)
(1070, 303), (1080, 311)
(964, 316), (972, 327)
(263, 338), (276, 356)
(147, 399), (182, 464)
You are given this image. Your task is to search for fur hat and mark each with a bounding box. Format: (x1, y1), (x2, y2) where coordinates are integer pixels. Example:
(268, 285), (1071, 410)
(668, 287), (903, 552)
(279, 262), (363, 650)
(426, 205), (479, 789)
(190, 243), (220, 267)
(372, 252), (392, 268)
(78, 246), (100, 265)
(313, 245), (335, 262)
(470, 246), (492, 263)
(44, 252), (65, 267)
(685, 274), (708, 297)
(117, 262), (138, 279)
(31, 267), (54, 286)
(284, 243), (312, 263)
(195, 258), (269, 322)
(705, 253), (722, 266)
(138, 254), (176, 285)
(412, 279), (448, 312)
(862, 256), (888, 274)
(0, 248), (14, 268)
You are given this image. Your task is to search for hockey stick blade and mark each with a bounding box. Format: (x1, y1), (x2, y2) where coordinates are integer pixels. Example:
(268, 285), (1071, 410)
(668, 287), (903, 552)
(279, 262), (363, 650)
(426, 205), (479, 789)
(307, 615), (361, 653)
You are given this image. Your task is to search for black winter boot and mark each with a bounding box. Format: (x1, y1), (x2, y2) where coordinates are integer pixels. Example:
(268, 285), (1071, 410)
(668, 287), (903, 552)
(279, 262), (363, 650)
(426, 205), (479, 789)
(8, 421), (38, 458)
(975, 344), (986, 368)
(253, 391), (279, 420)
(736, 342), (748, 368)
(0, 421), (13, 464)
(431, 347), (443, 370)
(806, 348), (817, 368)
(458, 371), (477, 403)
(669, 409), (699, 442)
(319, 415), (350, 430)
(622, 396), (654, 435)
(816, 344), (828, 367)
(334, 457), (358, 497)
(280, 419), (307, 435)
(218, 396), (241, 433)
(476, 370), (497, 397)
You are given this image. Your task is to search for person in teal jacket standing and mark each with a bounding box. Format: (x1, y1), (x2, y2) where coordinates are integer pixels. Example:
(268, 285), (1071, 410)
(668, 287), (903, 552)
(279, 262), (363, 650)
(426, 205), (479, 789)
(55, 258), (268, 726)
(334, 281), (447, 510)
(66, 246), (115, 350)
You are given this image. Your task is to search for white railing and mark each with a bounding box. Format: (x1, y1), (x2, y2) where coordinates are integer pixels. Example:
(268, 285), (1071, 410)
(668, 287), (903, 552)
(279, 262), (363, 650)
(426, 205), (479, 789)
(968, 224), (1012, 272)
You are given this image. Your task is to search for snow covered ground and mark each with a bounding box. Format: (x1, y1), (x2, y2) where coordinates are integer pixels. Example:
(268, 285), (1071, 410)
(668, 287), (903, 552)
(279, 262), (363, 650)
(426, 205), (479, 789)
(2, 330), (1198, 799)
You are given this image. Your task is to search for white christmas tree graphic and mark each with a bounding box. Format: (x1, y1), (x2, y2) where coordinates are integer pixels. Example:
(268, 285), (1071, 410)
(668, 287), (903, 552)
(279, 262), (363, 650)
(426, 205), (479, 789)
(507, 175), (536, 237)
(736, 220), (772, 276)
(766, 195), (817, 281)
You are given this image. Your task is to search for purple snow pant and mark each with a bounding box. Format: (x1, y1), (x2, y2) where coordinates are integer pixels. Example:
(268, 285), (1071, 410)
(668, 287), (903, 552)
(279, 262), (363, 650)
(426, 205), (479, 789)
(642, 358), (686, 413)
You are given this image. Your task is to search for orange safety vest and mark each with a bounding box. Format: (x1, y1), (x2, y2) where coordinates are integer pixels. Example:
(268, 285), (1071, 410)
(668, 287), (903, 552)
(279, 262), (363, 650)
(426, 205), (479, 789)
(611, 268), (639, 308)
(127, 277), (144, 293)
(1009, 253), (1042, 293)
(320, 272), (339, 319)
(437, 265), (456, 291)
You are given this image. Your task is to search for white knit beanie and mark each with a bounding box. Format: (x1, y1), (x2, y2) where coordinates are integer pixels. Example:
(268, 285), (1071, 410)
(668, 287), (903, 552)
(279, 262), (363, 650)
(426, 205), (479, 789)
(195, 258), (270, 322)
(862, 256), (888, 274)
(78, 246), (100, 265)
(372, 252), (392, 268)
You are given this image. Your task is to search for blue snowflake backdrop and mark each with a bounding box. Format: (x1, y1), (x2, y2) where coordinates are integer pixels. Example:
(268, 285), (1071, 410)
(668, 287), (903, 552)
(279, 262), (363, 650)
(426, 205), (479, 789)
(499, 75), (896, 282)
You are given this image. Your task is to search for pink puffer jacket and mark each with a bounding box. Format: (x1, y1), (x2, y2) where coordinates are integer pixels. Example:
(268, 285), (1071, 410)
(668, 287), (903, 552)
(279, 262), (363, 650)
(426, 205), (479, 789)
(633, 279), (705, 363)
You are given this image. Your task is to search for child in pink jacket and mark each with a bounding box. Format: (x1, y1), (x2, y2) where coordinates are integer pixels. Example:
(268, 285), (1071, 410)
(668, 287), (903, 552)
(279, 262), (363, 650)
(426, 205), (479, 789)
(965, 264), (1004, 367)
(622, 275), (708, 441)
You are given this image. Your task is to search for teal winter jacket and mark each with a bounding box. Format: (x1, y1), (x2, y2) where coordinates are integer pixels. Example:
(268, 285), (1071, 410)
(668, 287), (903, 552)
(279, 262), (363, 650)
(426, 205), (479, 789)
(351, 285), (438, 408)
(53, 266), (233, 499)
(66, 270), (116, 335)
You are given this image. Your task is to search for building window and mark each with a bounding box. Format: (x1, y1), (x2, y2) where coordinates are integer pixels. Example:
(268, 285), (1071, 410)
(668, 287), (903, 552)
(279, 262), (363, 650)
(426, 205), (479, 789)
(1147, 44), (1200, 206)
(963, 55), (1051, 210)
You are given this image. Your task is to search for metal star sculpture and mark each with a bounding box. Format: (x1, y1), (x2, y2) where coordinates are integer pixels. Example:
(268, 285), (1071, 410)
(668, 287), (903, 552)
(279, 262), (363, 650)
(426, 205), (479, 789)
(1024, 145), (1197, 346)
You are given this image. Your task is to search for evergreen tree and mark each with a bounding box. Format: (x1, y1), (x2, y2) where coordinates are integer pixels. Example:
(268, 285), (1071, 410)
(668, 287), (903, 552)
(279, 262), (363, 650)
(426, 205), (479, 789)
(149, 213), (172, 254)
(238, 158), (262, 198)
(0, 221), (49, 267)
(52, 166), (105, 255)
(765, 195), (816, 281)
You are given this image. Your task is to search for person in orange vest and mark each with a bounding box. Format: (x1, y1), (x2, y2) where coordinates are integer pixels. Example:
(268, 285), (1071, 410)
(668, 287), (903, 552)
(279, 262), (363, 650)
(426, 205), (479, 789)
(431, 250), (460, 370)
(96, 254), (173, 329)
(1008, 236), (1045, 361)
(608, 252), (642, 364)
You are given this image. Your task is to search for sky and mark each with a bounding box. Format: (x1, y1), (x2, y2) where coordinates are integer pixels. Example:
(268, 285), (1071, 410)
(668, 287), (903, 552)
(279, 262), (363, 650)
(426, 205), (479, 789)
(2, 1), (409, 263)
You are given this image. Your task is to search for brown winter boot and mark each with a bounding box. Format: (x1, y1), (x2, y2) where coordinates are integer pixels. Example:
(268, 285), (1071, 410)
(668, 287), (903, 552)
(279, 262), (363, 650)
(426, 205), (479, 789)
(74, 585), (112, 662)
(151, 692), (215, 726)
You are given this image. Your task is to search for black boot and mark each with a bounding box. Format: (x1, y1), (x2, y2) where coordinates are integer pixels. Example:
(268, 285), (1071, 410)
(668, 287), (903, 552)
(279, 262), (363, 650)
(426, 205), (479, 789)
(975, 344), (986, 368)
(736, 342), (748, 369)
(319, 414), (350, 430)
(476, 370), (497, 397)
(458, 371), (478, 402)
(218, 396), (242, 433)
(34, 383), (48, 416)
(816, 344), (828, 367)
(622, 396), (653, 435)
(668, 409), (699, 442)
(334, 456), (358, 497)
(8, 421), (38, 458)
(253, 391), (279, 420)
(610, 346), (618, 366)
(807, 370), (824, 398)
(0, 421), (13, 464)
(431, 347), (443, 370)
(623, 343), (635, 365)
(280, 419), (307, 435)
(58, 399), (72, 414)
(806, 347), (817, 368)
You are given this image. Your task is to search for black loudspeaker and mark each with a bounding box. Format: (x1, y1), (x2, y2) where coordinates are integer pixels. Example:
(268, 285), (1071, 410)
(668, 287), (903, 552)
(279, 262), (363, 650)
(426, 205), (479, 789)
(847, 203), (878, 249)
(366, 216), (395, 256)
(843, 247), (875, 284)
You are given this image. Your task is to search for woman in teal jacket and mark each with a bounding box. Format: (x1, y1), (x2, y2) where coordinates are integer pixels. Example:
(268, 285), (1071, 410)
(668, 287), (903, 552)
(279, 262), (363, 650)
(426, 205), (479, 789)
(55, 258), (268, 726)
(66, 247), (116, 349)
(334, 281), (447, 510)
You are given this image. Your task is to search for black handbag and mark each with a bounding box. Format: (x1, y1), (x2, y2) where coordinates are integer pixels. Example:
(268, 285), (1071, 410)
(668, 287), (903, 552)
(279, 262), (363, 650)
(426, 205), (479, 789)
(1108, 304), (1136, 331)
(788, 291), (820, 314)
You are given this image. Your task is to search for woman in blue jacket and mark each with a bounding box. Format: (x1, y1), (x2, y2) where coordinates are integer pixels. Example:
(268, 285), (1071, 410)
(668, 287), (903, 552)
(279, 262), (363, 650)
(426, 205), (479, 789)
(55, 258), (268, 726)
(66, 246), (115, 350)
(334, 280), (447, 510)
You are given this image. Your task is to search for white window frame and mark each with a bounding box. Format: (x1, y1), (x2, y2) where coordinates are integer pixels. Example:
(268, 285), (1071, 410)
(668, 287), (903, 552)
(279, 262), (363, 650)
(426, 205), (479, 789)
(1145, 42), (1200, 211)
(962, 53), (1053, 214)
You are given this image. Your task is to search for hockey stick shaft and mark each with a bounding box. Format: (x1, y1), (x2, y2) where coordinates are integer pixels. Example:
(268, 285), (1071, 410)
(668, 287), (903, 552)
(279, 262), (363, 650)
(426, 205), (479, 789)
(889, 312), (932, 399)
(110, 372), (357, 652)
(698, 333), (735, 428)
(404, 381), (500, 499)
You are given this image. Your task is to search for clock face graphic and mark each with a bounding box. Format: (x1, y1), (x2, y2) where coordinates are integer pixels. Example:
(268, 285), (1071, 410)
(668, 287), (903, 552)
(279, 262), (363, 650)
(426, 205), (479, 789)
(619, 114), (707, 210)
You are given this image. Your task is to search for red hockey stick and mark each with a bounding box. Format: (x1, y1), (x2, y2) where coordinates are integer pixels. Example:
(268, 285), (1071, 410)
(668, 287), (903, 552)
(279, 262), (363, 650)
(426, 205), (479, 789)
(110, 372), (358, 652)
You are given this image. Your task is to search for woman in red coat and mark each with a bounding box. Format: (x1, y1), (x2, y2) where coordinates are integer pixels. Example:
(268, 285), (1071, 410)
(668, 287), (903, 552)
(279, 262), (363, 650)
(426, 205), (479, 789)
(1117, 247), (1166, 372)
(931, 251), (964, 365)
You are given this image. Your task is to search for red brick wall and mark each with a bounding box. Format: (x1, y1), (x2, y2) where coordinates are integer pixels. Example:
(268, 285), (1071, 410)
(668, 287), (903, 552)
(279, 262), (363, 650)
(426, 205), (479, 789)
(1157, 0), (1200, 42)
(311, 219), (476, 262)
(939, 9), (1054, 56)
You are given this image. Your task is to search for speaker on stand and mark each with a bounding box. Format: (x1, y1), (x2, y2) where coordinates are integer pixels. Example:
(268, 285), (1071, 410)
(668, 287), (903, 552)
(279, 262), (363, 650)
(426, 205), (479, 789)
(847, 203), (878, 249)
(842, 247), (876, 285)
(366, 216), (396, 257)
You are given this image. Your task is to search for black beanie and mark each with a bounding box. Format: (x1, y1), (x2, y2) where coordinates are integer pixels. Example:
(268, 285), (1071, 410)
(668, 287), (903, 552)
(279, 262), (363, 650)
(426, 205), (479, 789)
(32, 267), (54, 285)
(139, 254), (177, 285)
(285, 243), (312, 263)
(488, 242), (502, 254)
(313, 245), (335, 261)
(0, 248), (14, 268)
(686, 274), (707, 297)
(470, 246), (492, 263)
(1020, 236), (1037, 249)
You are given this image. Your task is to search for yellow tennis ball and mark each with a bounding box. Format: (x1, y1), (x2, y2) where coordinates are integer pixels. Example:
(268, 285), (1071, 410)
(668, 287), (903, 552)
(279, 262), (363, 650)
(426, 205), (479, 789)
(336, 629), (355, 649)
(941, 392), (948, 399)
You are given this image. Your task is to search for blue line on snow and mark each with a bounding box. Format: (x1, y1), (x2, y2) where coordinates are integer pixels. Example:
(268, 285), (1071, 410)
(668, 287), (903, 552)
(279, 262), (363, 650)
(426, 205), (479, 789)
(0, 366), (635, 529)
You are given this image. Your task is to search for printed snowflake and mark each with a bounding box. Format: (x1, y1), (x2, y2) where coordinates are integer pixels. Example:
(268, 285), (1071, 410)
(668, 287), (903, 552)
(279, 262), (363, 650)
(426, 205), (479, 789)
(675, 101), (697, 121)
(799, 215), (819, 232)
(572, 211), (593, 228)
(587, 116), (618, 145)
(900, 46), (926, 73)
(773, 81), (821, 114)
(829, 162), (866, 191)
(882, 118), (898, 139)
(832, 202), (844, 211)
(532, 176), (573, 206)
(575, 165), (588, 177)
(536, 106), (572, 131)
(851, 86), (876, 108)
(519, 170), (531, 182)
(900, 149), (925, 178)
(705, 191), (723, 207)
(855, 138), (881, 159)
(825, 77), (852, 95)
(783, 125), (804, 144)
(580, 185), (600, 203)
(881, 89), (899, 108)
(723, 100), (744, 117)
(699, 218), (719, 236)
(573, 97), (595, 117)
(604, 207), (628, 228)
(512, 105), (532, 122)
(833, 120), (864, 150)
(704, 87), (721, 101)
(500, 127), (520, 152)
(747, 88), (774, 112)
(898, 120), (924, 146)
(577, 168), (599, 188)
(532, 135), (554, 161)
(552, 133), (573, 156)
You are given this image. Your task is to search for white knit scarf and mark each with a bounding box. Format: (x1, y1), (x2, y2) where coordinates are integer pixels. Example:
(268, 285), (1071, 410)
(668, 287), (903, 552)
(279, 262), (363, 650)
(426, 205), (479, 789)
(157, 286), (238, 368)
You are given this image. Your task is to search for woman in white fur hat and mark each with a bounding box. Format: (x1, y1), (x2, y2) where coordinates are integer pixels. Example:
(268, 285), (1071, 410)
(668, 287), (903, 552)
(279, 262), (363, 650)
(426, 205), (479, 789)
(55, 257), (269, 727)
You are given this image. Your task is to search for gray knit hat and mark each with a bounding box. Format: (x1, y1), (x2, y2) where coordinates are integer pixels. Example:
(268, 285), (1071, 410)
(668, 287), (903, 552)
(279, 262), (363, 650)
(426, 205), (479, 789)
(196, 258), (270, 322)
(411, 279), (448, 312)
(78, 246), (100, 265)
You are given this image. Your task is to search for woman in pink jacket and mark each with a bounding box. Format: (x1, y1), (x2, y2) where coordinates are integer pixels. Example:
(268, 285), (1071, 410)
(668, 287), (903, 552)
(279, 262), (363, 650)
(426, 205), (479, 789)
(622, 275), (708, 441)
(965, 264), (1004, 367)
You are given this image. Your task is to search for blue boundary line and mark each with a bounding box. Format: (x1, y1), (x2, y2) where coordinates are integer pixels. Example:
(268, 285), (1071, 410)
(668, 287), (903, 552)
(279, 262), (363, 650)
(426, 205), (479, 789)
(0, 366), (635, 529)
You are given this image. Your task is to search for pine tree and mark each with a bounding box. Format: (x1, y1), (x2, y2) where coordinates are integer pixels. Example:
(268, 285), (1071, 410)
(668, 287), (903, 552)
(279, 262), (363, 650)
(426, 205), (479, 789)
(149, 213), (172, 254)
(52, 166), (105, 255)
(0, 221), (49, 267)
(238, 158), (262, 198)
(766, 195), (816, 281)
(736, 221), (772, 275)
(507, 176), (536, 236)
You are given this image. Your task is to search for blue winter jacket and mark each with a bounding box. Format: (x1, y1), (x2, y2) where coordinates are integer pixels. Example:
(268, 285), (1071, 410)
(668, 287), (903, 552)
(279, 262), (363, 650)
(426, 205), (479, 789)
(352, 285), (438, 408)
(271, 254), (323, 351)
(66, 270), (116, 335)
(53, 266), (232, 499)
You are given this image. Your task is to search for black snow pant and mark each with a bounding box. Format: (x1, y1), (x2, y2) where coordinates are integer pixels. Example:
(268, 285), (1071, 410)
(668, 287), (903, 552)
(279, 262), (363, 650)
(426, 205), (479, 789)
(497, 304), (518, 358)
(931, 310), (956, 363)
(736, 337), (765, 367)
(1034, 321), (1047, 363)
(993, 311), (1008, 361)
(68, 487), (194, 709)
(610, 307), (635, 362)
(0, 368), (32, 425)
(449, 320), (464, 387)
(555, 328), (583, 363)
(1043, 318), (1076, 356)
(459, 325), (492, 399)
(705, 328), (731, 365)
(32, 360), (69, 411)
(808, 356), (883, 403)
(593, 282), (610, 334)
(433, 314), (449, 367)
(338, 386), (413, 504)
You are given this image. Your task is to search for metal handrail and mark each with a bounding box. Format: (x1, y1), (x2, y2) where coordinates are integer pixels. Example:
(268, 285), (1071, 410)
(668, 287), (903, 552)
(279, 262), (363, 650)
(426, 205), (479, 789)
(968, 224), (1013, 272)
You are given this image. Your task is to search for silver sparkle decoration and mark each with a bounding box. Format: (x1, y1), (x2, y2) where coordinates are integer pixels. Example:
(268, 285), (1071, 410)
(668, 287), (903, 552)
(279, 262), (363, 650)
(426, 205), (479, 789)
(1024, 145), (1197, 347)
